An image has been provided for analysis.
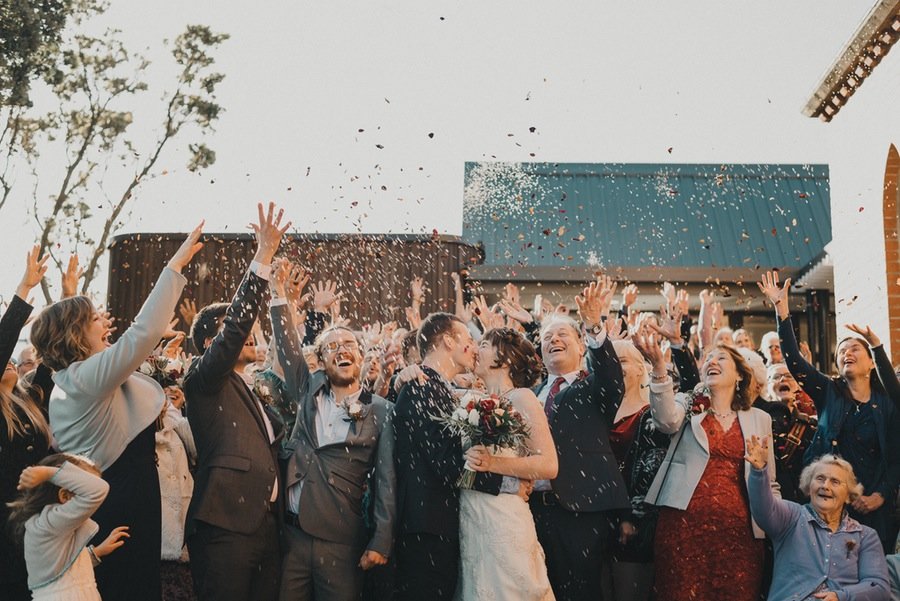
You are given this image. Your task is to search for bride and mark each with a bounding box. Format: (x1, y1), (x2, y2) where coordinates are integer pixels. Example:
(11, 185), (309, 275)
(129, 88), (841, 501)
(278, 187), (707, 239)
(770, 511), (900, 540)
(457, 327), (558, 601)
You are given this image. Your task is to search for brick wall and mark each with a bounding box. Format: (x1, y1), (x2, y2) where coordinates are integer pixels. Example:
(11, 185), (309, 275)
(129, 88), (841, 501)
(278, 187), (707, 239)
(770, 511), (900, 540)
(883, 144), (900, 364)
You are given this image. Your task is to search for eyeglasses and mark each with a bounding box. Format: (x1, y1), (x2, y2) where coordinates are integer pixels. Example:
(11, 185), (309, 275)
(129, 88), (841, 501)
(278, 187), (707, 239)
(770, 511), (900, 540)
(321, 340), (359, 353)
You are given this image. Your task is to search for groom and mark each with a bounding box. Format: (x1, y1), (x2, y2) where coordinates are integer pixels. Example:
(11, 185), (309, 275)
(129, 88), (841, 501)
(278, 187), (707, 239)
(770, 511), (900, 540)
(392, 312), (526, 601)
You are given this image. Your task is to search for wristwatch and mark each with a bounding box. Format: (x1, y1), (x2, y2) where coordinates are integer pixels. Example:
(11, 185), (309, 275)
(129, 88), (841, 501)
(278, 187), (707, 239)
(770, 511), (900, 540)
(586, 323), (604, 336)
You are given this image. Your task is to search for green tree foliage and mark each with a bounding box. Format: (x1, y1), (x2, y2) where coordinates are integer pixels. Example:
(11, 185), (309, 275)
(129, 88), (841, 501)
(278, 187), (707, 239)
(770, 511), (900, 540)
(1, 0), (228, 301)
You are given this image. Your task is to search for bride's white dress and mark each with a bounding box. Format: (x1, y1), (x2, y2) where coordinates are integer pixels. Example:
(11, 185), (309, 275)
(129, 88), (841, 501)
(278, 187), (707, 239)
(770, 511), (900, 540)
(456, 446), (555, 601)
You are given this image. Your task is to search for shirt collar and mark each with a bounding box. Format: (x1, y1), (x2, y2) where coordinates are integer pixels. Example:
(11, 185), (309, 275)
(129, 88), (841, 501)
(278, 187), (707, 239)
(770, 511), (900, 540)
(803, 504), (863, 533)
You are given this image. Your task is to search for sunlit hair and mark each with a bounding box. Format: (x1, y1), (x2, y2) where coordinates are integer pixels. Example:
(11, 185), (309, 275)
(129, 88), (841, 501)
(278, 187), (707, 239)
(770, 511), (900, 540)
(314, 326), (360, 360)
(539, 314), (581, 341)
(612, 340), (650, 404)
(417, 312), (464, 357)
(702, 343), (755, 411)
(190, 302), (229, 352)
(737, 347), (768, 401)
(799, 454), (863, 502)
(6, 453), (101, 545)
(0, 384), (51, 441)
(713, 327), (734, 347)
(733, 328), (755, 349)
(482, 328), (543, 389)
(30, 296), (95, 371)
(759, 331), (780, 363)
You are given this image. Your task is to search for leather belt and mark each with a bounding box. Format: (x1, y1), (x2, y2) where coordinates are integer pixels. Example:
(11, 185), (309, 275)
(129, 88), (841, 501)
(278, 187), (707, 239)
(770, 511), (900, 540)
(531, 491), (558, 506)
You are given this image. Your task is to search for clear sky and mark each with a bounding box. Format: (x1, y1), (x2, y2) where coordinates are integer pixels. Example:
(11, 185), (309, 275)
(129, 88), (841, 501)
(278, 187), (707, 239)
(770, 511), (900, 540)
(3, 2), (899, 339)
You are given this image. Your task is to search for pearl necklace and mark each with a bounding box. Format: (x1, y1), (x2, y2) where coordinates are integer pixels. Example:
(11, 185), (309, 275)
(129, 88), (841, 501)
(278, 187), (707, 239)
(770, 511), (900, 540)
(707, 407), (736, 418)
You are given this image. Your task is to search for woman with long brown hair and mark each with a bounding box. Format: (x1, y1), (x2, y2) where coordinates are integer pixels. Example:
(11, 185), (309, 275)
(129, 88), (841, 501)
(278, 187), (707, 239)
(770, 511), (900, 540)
(634, 336), (778, 601)
(30, 224), (203, 601)
(1, 247), (55, 601)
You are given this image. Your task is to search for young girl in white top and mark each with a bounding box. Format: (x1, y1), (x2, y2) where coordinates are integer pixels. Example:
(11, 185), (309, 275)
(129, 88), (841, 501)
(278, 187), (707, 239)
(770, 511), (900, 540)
(7, 454), (129, 601)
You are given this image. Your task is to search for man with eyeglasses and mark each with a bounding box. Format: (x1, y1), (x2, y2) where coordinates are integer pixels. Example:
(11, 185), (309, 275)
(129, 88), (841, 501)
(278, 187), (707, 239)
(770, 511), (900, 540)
(269, 258), (395, 601)
(15, 346), (36, 378)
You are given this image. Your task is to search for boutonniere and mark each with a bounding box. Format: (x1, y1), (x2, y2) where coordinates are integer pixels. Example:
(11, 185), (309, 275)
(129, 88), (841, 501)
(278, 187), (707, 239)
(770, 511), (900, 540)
(253, 378), (274, 405)
(845, 539), (856, 558)
(342, 399), (364, 422)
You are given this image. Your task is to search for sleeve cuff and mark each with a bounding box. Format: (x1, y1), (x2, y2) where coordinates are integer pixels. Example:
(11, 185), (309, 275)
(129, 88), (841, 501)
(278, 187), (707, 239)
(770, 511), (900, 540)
(270, 298), (288, 308)
(499, 475), (519, 494)
(584, 330), (607, 348)
(250, 260), (272, 281)
(649, 378), (673, 393)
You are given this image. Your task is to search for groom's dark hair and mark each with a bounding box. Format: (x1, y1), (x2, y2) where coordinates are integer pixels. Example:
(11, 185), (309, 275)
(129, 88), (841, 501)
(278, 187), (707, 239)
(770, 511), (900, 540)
(417, 312), (464, 357)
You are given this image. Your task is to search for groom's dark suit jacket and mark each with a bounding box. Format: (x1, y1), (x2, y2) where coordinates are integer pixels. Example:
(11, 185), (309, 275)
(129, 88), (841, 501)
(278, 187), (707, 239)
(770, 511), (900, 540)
(184, 270), (285, 536)
(538, 336), (630, 512)
(393, 366), (503, 539)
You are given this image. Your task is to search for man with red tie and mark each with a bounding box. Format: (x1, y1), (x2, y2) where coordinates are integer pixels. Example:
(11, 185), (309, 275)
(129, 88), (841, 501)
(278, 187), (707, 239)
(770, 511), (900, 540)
(530, 278), (629, 601)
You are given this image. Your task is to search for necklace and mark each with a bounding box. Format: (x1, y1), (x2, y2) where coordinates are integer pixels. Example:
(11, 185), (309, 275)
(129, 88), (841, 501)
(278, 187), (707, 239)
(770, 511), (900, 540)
(707, 407), (736, 418)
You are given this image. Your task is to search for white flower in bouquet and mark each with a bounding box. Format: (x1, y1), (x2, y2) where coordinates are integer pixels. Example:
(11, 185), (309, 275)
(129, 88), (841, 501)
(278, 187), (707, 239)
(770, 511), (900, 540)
(467, 409), (480, 426)
(139, 361), (154, 376)
(452, 407), (469, 421)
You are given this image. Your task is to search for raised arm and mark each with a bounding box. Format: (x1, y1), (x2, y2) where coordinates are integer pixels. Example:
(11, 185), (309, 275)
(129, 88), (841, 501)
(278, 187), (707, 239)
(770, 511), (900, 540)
(22, 462), (109, 534)
(634, 332), (685, 433)
(745, 437), (799, 540)
(576, 276), (625, 424)
(758, 271), (831, 410)
(465, 390), (558, 480)
(72, 225), (201, 399)
(187, 204), (289, 393)
(1, 247), (47, 368)
(846, 324), (900, 409)
(270, 260), (312, 403)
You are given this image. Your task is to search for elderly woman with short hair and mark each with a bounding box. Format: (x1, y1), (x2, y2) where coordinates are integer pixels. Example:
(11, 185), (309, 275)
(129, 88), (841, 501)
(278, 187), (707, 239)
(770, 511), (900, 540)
(746, 440), (890, 600)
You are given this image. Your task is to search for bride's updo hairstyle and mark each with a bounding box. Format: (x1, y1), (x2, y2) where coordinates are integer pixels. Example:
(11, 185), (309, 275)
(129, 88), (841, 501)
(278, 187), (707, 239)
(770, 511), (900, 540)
(483, 328), (544, 389)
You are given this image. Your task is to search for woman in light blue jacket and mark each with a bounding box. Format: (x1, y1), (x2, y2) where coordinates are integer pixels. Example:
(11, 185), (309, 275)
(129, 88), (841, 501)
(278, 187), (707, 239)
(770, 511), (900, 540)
(30, 224), (203, 601)
(634, 335), (778, 601)
(746, 438), (889, 601)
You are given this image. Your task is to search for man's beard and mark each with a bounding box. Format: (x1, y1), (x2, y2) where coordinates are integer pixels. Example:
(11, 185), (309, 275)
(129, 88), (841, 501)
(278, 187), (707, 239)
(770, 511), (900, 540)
(326, 364), (359, 387)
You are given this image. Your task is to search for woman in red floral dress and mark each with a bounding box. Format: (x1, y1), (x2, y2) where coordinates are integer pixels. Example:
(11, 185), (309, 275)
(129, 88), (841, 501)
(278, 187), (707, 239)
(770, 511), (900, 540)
(633, 337), (779, 601)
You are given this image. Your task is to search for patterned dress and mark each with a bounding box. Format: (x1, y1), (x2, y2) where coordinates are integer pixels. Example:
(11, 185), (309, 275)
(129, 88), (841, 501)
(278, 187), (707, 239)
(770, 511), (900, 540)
(653, 415), (764, 601)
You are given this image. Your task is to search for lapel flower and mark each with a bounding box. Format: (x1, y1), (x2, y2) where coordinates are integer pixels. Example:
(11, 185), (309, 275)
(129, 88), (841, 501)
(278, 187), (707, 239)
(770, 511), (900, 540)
(253, 378), (273, 405)
(344, 399), (364, 422)
(845, 539), (856, 559)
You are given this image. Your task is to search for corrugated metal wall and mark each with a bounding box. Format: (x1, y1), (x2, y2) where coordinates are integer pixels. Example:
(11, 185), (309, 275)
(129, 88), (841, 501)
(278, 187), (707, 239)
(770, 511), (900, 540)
(106, 233), (481, 339)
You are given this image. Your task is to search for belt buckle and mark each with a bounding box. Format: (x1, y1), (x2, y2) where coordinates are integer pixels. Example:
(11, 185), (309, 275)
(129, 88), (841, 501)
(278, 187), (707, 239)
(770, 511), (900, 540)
(541, 491), (555, 506)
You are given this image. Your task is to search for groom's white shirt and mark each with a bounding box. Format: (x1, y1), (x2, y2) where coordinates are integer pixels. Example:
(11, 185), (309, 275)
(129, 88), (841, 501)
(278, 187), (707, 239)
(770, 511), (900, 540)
(287, 388), (363, 513)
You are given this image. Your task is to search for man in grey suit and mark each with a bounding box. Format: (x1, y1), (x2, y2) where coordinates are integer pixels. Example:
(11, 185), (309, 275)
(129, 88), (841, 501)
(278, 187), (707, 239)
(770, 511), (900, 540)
(269, 258), (395, 601)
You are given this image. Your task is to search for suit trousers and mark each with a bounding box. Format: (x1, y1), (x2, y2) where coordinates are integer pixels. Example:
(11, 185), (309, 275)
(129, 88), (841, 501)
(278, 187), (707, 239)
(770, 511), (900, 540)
(394, 533), (458, 601)
(187, 513), (280, 601)
(279, 522), (365, 601)
(530, 497), (612, 601)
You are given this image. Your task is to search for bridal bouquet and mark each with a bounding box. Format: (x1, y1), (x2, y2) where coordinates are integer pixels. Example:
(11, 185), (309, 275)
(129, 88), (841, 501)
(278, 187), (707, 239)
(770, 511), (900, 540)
(139, 353), (186, 388)
(434, 391), (530, 489)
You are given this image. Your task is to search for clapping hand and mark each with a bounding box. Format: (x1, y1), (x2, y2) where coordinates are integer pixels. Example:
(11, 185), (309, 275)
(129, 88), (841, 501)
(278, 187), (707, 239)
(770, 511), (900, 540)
(744, 435), (769, 470)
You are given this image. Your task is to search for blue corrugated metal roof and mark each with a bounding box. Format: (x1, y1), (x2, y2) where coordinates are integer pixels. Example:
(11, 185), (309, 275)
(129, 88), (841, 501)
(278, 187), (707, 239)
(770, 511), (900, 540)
(462, 162), (831, 275)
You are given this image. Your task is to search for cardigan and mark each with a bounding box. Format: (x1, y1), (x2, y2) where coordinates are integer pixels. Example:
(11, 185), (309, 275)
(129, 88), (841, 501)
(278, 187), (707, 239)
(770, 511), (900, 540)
(644, 377), (779, 538)
(748, 466), (889, 601)
(24, 461), (109, 590)
(50, 268), (186, 470)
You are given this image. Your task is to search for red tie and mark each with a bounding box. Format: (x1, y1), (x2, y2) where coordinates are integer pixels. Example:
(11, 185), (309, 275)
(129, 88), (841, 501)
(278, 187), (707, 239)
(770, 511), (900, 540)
(544, 376), (567, 419)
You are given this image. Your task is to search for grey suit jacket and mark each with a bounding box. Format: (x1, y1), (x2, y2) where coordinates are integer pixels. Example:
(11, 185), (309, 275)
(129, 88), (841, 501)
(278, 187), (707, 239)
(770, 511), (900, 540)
(271, 303), (396, 557)
(644, 378), (779, 538)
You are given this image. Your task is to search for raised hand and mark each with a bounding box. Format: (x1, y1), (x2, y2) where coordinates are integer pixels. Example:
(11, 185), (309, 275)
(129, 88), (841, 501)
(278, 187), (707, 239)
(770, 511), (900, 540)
(757, 271), (791, 319)
(498, 298), (533, 324)
(270, 257), (291, 298)
(178, 298), (198, 327)
(286, 264), (310, 306)
(709, 302), (724, 329)
(16, 465), (56, 490)
(660, 282), (676, 308)
(410, 276), (426, 306)
(674, 289), (690, 317)
(621, 283), (639, 309)
(16, 245), (50, 301)
(60, 254), (84, 299)
(607, 317), (627, 341)
(313, 280), (342, 313)
(471, 295), (504, 330)
(251, 202), (291, 265)
(404, 305), (422, 330)
(503, 282), (521, 306)
(162, 332), (185, 359)
(576, 277), (616, 328)
(648, 304), (684, 343)
(167, 221), (205, 273)
(846, 324), (881, 348)
(632, 333), (667, 376)
(744, 435), (769, 470)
